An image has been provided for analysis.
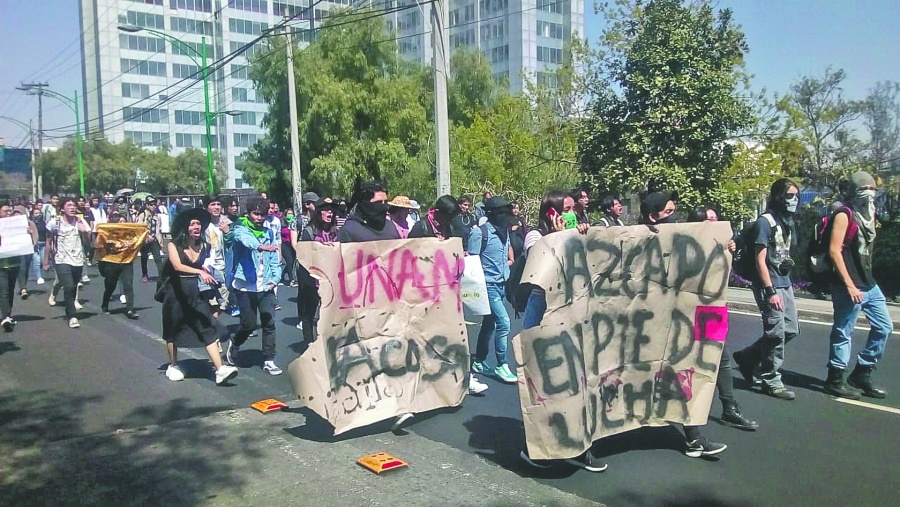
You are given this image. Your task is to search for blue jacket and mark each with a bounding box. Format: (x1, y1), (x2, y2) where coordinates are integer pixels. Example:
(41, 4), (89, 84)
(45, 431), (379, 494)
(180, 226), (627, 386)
(231, 221), (283, 291)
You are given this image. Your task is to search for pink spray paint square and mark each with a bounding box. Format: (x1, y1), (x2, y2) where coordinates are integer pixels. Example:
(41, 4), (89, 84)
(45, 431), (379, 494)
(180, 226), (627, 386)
(694, 306), (729, 342)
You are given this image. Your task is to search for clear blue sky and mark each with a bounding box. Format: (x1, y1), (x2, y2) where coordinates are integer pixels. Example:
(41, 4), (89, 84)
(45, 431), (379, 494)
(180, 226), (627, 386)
(1, 0), (898, 148)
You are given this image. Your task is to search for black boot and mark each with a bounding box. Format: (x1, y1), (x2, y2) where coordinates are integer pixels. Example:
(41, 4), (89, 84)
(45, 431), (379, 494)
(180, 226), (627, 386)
(721, 402), (759, 431)
(824, 366), (862, 400)
(847, 363), (886, 399)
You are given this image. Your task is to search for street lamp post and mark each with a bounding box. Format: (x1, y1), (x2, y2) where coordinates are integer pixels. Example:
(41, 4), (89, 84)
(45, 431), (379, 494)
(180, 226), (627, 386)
(18, 86), (85, 196)
(119, 25), (216, 194)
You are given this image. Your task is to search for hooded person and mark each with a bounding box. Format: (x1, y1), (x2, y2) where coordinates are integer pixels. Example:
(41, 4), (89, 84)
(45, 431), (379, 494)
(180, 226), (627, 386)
(825, 170), (891, 400)
(337, 181), (400, 243)
(387, 195), (417, 239)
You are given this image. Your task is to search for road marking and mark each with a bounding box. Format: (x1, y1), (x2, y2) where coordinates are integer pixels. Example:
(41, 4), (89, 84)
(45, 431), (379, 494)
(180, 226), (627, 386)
(832, 397), (900, 415)
(728, 310), (900, 336)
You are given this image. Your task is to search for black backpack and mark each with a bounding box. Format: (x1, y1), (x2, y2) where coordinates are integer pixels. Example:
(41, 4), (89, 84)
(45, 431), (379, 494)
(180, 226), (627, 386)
(506, 253), (531, 316)
(732, 213), (778, 281)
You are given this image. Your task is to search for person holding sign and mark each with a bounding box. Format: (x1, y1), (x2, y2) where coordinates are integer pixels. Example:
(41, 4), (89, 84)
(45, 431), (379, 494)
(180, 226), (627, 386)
(44, 198), (91, 329)
(95, 212), (142, 319)
(0, 203), (22, 331)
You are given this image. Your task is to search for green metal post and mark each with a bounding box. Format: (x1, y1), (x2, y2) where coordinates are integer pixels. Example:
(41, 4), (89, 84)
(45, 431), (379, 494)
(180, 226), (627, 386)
(75, 90), (85, 196)
(201, 36), (214, 195)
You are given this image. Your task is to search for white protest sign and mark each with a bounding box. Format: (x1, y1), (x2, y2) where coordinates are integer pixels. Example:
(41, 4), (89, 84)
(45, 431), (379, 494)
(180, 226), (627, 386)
(0, 215), (34, 259)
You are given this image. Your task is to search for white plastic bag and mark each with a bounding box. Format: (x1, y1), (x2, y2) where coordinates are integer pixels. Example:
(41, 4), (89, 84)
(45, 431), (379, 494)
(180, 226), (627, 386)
(461, 255), (491, 316)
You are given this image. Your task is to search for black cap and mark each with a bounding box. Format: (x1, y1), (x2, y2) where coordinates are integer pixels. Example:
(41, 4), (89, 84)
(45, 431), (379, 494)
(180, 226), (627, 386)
(482, 196), (512, 211)
(640, 190), (678, 220)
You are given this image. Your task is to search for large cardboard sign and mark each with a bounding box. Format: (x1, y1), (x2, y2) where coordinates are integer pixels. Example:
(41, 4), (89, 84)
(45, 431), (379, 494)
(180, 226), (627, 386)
(288, 238), (469, 434)
(0, 215), (34, 258)
(96, 223), (148, 264)
(512, 223), (732, 460)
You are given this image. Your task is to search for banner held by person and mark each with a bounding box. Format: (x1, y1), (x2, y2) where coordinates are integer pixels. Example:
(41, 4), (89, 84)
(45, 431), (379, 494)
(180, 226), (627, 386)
(289, 238), (469, 434)
(512, 222), (733, 460)
(0, 215), (35, 258)
(96, 223), (148, 264)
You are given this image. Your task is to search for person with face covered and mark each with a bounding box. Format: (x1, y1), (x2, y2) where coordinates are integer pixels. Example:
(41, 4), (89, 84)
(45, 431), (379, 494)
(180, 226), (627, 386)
(824, 171), (892, 399)
(468, 196), (517, 384)
(337, 181), (400, 243)
(732, 179), (801, 401)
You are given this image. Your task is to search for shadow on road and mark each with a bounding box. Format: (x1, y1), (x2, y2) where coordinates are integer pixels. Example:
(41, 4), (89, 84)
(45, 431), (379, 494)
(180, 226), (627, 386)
(781, 369), (826, 393)
(283, 406), (400, 442)
(605, 489), (755, 507)
(0, 390), (261, 506)
(0, 341), (21, 355)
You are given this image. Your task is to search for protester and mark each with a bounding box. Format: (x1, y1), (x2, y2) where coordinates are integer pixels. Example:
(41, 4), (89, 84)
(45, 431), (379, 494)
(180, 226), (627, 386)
(221, 195), (240, 316)
(204, 195), (229, 314)
(136, 195), (164, 282)
(299, 192), (319, 230)
(12, 207), (37, 301)
(44, 197), (90, 329)
(113, 195), (130, 222)
(509, 201), (527, 260)
(95, 212), (139, 319)
(0, 203), (21, 331)
(571, 188), (592, 224)
(42, 193), (59, 223)
(689, 206), (759, 431)
(457, 195), (476, 228)
(468, 196), (517, 384)
(30, 206), (47, 285)
(295, 197), (338, 342)
(388, 195), (416, 239)
(75, 196), (95, 274)
(89, 195), (108, 265)
(226, 196), (284, 376)
(825, 171), (892, 399)
(281, 207), (297, 287)
(160, 207), (237, 385)
(733, 179), (801, 401)
(598, 193), (625, 227)
(474, 191), (492, 221)
(264, 200), (284, 310)
(337, 182), (400, 243)
(409, 195), (490, 396)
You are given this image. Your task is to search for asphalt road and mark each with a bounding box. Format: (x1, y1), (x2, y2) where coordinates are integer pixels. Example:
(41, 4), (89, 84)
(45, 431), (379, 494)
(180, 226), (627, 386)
(2, 261), (898, 507)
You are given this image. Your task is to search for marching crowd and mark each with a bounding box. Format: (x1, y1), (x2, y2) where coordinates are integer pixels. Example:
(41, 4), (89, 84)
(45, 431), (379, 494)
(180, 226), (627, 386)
(0, 170), (892, 473)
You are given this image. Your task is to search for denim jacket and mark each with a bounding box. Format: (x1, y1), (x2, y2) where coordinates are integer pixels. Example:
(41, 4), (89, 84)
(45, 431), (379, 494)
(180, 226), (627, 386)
(231, 222), (283, 292)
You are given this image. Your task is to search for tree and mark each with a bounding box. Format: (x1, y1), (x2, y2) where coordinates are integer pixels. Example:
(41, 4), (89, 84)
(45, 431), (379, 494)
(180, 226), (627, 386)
(776, 67), (865, 191)
(863, 81), (900, 176)
(579, 0), (756, 211)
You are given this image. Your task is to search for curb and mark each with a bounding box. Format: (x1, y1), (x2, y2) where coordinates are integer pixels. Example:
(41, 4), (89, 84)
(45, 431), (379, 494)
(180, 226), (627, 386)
(726, 302), (900, 329)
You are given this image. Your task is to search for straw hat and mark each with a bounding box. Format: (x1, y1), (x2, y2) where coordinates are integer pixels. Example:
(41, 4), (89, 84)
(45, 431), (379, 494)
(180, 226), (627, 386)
(388, 195), (417, 209)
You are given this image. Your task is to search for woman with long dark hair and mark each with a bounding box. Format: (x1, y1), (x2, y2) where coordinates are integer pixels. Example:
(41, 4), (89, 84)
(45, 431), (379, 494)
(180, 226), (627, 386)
(160, 208), (237, 385)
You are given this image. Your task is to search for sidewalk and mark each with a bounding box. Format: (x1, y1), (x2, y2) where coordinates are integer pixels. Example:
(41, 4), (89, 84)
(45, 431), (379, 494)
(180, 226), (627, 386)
(727, 287), (900, 329)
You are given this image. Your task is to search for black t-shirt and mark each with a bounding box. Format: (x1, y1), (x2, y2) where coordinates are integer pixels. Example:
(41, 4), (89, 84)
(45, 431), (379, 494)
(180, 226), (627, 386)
(754, 214), (796, 288)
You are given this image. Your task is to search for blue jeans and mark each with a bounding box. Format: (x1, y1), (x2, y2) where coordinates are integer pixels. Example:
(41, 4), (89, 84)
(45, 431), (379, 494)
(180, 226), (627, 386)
(522, 290), (546, 330)
(32, 243), (45, 280)
(829, 284), (894, 369)
(475, 282), (510, 365)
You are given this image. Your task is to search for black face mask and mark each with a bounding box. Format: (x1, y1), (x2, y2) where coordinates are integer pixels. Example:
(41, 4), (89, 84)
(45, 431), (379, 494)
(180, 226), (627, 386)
(357, 201), (389, 231)
(487, 209), (515, 229)
(656, 214), (677, 225)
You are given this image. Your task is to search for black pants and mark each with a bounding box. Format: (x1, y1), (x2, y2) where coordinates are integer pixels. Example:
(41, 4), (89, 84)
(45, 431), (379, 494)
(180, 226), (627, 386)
(16, 254), (32, 291)
(232, 290), (277, 360)
(0, 267), (19, 320)
(54, 264), (83, 319)
(100, 261), (134, 312)
(296, 283), (321, 342)
(281, 243), (296, 284)
(140, 241), (163, 278)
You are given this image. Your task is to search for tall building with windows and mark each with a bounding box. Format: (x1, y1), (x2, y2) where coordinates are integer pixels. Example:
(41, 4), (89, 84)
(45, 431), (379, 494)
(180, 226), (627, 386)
(80, 0), (581, 189)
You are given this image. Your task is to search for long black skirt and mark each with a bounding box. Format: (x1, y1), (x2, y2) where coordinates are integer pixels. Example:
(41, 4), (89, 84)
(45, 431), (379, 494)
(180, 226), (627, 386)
(161, 275), (225, 348)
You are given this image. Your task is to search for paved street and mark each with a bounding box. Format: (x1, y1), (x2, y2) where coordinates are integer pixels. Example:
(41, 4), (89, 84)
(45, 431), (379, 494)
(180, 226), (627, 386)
(1, 263), (899, 507)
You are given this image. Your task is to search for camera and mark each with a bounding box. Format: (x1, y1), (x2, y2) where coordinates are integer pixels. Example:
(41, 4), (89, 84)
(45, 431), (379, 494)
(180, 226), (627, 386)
(777, 257), (795, 276)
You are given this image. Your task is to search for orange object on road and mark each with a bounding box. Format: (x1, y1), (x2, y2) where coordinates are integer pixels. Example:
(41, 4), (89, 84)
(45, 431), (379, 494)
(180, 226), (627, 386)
(251, 398), (288, 413)
(357, 452), (408, 474)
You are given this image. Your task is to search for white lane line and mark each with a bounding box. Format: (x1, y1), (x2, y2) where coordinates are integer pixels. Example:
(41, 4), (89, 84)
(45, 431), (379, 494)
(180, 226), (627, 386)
(832, 397), (900, 415)
(728, 310), (900, 336)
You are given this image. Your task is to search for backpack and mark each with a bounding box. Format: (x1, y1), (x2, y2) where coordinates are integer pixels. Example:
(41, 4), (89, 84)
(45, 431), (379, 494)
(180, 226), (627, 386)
(732, 213), (779, 281)
(505, 230), (538, 316)
(807, 207), (858, 280)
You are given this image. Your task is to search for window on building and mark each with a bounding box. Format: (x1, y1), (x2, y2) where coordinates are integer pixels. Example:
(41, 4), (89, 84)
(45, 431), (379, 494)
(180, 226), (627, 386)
(230, 64), (249, 79)
(233, 133), (258, 147)
(170, 17), (213, 35)
(232, 0), (268, 13)
(123, 107), (168, 123)
(537, 0), (563, 14)
(119, 34), (166, 53)
(230, 40), (263, 59)
(175, 133), (217, 148)
(129, 0), (163, 5)
(232, 87), (249, 102)
(228, 18), (268, 36)
(231, 111), (257, 125)
(537, 71), (559, 88)
(537, 20), (564, 39)
(121, 83), (151, 98)
(174, 110), (205, 125)
(172, 41), (214, 58)
(172, 63), (201, 79)
(169, 0), (212, 12)
(490, 44), (509, 63)
(537, 46), (563, 64)
(119, 11), (165, 29)
(125, 131), (166, 147)
(121, 58), (166, 77)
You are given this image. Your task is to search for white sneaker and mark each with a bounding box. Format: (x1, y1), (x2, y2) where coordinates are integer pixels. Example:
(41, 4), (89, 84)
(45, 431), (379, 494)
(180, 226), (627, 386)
(74, 301), (84, 311)
(166, 364), (185, 381)
(48, 294), (56, 306)
(36, 277), (45, 285)
(215, 365), (238, 385)
(469, 374), (489, 395)
(80, 275), (90, 283)
(295, 322), (303, 330)
(68, 318), (80, 328)
(119, 294), (127, 304)
(391, 412), (414, 431)
(1, 317), (14, 332)
(263, 360), (283, 376)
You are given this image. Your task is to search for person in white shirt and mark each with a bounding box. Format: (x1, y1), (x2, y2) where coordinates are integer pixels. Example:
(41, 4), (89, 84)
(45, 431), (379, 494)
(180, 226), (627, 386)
(44, 197), (91, 328)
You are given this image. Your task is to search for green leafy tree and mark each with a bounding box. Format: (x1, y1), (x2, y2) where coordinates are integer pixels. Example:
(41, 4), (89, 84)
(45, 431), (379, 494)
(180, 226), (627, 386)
(579, 0), (756, 211)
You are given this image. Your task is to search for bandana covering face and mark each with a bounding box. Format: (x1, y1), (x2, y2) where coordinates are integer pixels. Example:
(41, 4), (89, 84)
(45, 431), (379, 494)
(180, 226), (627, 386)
(785, 195), (799, 213)
(238, 215), (266, 239)
(356, 201), (389, 231)
(849, 171), (877, 246)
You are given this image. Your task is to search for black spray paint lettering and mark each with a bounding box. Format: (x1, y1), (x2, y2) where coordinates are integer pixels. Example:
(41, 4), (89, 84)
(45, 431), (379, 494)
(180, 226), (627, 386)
(532, 331), (583, 396)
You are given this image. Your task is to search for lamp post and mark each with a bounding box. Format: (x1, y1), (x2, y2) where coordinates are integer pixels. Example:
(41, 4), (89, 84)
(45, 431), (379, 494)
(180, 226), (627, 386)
(18, 86), (85, 196)
(119, 25), (217, 194)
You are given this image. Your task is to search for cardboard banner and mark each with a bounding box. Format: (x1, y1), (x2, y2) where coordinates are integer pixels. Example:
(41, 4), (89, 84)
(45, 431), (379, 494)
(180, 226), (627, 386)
(288, 238), (469, 434)
(512, 222), (732, 460)
(96, 223), (148, 264)
(0, 215), (34, 258)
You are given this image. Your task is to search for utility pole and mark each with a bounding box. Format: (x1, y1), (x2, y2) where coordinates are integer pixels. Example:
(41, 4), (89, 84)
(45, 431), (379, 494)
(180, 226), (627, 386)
(29, 120), (36, 202)
(285, 18), (303, 212)
(431, 0), (451, 198)
(18, 82), (47, 198)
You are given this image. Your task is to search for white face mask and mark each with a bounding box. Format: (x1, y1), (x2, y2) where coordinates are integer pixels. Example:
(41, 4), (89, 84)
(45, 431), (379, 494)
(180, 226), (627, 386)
(855, 189), (876, 219)
(785, 196), (799, 213)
